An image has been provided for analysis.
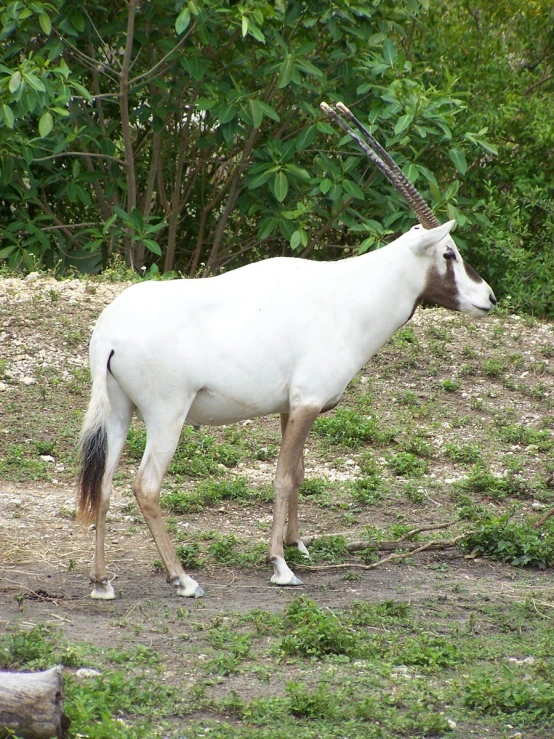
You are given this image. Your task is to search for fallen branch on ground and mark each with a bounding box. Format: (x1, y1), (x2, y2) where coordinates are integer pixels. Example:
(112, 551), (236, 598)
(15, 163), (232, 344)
(533, 506), (554, 529)
(298, 535), (468, 571)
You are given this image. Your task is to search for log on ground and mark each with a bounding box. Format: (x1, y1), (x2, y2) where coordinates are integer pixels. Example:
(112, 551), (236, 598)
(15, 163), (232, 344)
(0, 666), (69, 739)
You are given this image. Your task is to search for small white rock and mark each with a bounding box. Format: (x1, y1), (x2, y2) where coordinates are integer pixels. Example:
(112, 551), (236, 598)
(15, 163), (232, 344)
(508, 656), (536, 665)
(40, 455), (55, 463)
(76, 668), (102, 678)
(0, 382), (7, 392)
(21, 376), (36, 386)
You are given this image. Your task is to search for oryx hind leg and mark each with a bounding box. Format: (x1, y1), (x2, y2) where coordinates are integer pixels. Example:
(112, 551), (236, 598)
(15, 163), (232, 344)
(280, 413), (310, 559)
(269, 406), (320, 586)
(133, 398), (204, 599)
(91, 376), (134, 600)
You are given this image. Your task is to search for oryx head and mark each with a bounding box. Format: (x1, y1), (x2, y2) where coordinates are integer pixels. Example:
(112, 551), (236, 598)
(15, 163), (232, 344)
(321, 102), (496, 318)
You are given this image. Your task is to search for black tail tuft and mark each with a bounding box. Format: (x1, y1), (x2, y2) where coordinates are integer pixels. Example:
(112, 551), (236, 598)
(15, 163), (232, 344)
(78, 424), (107, 525)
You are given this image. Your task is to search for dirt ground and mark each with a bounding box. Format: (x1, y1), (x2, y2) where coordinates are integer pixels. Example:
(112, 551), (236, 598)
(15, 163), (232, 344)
(1, 273), (554, 739)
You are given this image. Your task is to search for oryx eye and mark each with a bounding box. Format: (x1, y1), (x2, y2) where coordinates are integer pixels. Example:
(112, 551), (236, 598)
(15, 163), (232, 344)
(444, 250), (456, 261)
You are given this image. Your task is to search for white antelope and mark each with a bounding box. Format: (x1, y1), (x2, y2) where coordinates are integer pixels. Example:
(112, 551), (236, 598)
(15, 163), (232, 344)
(78, 102), (496, 599)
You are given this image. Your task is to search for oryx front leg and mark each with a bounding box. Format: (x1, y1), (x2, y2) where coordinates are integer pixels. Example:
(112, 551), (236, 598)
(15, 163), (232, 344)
(133, 409), (204, 599)
(269, 407), (319, 586)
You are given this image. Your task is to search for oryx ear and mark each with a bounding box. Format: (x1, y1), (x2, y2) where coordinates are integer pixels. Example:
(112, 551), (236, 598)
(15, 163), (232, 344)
(409, 220), (456, 255)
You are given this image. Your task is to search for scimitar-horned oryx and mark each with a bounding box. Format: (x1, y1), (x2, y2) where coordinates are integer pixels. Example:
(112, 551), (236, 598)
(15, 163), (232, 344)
(78, 101), (496, 599)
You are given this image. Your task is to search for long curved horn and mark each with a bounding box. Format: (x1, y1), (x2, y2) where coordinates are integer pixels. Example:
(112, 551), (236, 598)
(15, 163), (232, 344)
(320, 101), (440, 229)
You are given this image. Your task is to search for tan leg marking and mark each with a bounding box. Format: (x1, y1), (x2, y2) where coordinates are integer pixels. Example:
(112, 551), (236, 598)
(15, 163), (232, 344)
(268, 406), (320, 584)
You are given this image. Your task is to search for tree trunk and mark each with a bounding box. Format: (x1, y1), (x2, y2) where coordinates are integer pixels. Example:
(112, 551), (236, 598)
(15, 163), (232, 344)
(0, 666), (69, 739)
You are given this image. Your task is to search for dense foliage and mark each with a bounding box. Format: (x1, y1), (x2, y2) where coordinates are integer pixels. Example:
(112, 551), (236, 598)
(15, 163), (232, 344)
(0, 1), (552, 313)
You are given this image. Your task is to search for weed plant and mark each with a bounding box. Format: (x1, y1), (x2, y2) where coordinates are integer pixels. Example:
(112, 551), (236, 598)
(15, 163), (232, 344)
(312, 408), (396, 447)
(161, 477), (271, 514)
(461, 515), (554, 568)
(454, 464), (531, 499)
(279, 596), (359, 659)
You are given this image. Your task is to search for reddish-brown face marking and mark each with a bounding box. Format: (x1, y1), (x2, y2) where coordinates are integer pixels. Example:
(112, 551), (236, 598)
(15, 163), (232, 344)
(463, 260), (484, 284)
(419, 259), (460, 312)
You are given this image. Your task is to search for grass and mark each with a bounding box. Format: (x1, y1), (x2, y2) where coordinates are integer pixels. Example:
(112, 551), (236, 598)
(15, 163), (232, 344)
(3, 277), (554, 738)
(4, 594), (554, 738)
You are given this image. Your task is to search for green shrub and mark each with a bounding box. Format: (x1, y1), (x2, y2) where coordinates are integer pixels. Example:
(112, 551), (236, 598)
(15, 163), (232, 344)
(279, 596), (359, 659)
(454, 465), (530, 499)
(285, 681), (338, 719)
(465, 671), (554, 718)
(313, 409), (395, 447)
(461, 516), (554, 569)
(309, 536), (349, 563)
(161, 477), (266, 513)
(395, 633), (461, 669)
(386, 451), (428, 477)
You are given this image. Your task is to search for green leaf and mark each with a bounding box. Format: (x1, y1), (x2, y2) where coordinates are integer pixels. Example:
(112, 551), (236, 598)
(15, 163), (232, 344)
(175, 8), (191, 35)
(319, 178), (332, 194)
(218, 104), (237, 124)
(70, 10), (85, 32)
(247, 22), (265, 43)
(394, 114), (413, 135)
(257, 101), (280, 122)
(367, 33), (385, 47)
(295, 58), (322, 77)
(25, 73), (46, 92)
(448, 148), (468, 175)
(2, 104), (14, 129)
(0, 244), (17, 259)
(273, 171), (289, 202)
(196, 97), (216, 110)
(112, 205), (131, 222)
(295, 125), (316, 151)
(102, 214), (117, 233)
(342, 179), (364, 200)
(9, 71), (21, 94)
(39, 12), (51, 35)
(181, 57), (206, 81)
(290, 230), (302, 250)
(258, 216), (278, 240)
(284, 163), (310, 180)
(444, 180), (460, 200)
(382, 39), (398, 66)
(249, 99), (263, 128)
(241, 15), (249, 37)
(70, 81), (92, 100)
(38, 111), (53, 138)
(476, 139), (498, 156)
(130, 208), (144, 232)
(247, 165), (279, 190)
(358, 237), (375, 254)
(402, 163), (419, 183)
(315, 120), (334, 135)
(278, 55), (295, 88)
(143, 239), (162, 256)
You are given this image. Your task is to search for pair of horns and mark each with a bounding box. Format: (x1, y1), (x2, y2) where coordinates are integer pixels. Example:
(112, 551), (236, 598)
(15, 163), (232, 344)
(320, 101), (440, 230)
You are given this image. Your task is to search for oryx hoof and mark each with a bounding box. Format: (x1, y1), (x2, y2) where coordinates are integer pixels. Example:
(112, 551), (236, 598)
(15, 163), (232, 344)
(173, 574), (204, 598)
(90, 579), (116, 600)
(288, 539), (311, 560)
(270, 557), (304, 586)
